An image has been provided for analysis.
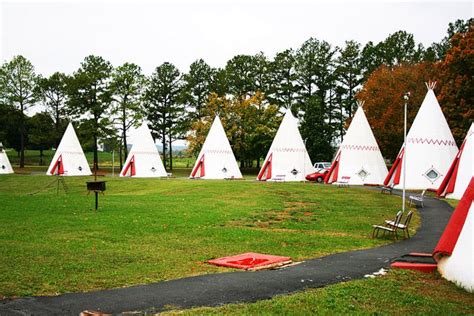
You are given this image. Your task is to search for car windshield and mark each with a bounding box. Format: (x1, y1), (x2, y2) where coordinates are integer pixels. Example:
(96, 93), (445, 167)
(323, 163), (331, 169)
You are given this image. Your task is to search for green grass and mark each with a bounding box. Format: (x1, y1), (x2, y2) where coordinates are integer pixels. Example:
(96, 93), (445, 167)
(163, 269), (474, 315)
(5, 149), (194, 169)
(0, 175), (414, 298)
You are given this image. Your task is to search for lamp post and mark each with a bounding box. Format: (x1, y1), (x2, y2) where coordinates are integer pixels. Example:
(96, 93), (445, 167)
(402, 92), (410, 212)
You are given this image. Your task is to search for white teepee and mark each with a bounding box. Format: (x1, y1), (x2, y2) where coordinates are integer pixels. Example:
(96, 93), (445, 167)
(325, 103), (388, 185)
(384, 84), (458, 190)
(257, 109), (314, 181)
(434, 176), (474, 293)
(121, 123), (167, 177)
(437, 123), (474, 200)
(46, 123), (92, 176)
(190, 115), (242, 179)
(0, 142), (14, 174)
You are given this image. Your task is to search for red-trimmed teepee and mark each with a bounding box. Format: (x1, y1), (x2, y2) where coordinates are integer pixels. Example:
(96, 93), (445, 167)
(433, 177), (474, 292)
(437, 123), (473, 200)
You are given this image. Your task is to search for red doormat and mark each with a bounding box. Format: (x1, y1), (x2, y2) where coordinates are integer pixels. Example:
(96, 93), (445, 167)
(207, 252), (292, 270)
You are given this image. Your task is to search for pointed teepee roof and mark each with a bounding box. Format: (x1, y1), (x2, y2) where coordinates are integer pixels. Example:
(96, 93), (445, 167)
(46, 122), (92, 176)
(190, 115), (242, 179)
(121, 123), (167, 177)
(325, 103), (388, 185)
(434, 176), (474, 292)
(257, 109), (314, 181)
(437, 123), (474, 200)
(384, 86), (458, 189)
(0, 142), (14, 174)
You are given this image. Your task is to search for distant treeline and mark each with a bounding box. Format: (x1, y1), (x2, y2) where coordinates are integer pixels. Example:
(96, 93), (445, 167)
(0, 18), (472, 170)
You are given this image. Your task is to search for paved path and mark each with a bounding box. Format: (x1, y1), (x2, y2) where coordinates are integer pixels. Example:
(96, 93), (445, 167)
(0, 191), (453, 315)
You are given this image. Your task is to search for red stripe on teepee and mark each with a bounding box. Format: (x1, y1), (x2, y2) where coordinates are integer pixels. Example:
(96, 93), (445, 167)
(50, 154), (64, 175)
(437, 139), (467, 197)
(191, 154), (205, 178)
(433, 177), (474, 261)
(257, 153), (272, 180)
(122, 156), (136, 176)
(384, 148), (404, 186)
(324, 151), (341, 184)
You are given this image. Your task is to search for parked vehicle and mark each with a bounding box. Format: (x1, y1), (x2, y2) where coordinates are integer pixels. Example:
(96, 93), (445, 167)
(306, 162), (331, 183)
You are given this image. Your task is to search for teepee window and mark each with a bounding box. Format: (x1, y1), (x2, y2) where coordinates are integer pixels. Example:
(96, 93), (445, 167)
(423, 167), (440, 182)
(78, 166), (82, 171)
(222, 167), (227, 173)
(291, 168), (299, 175)
(357, 168), (369, 180)
(151, 167), (156, 172)
(1, 165), (5, 170)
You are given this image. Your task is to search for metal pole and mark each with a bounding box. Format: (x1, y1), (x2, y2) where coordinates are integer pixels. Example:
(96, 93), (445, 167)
(95, 191), (98, 210)
(403, 92), (410, 212)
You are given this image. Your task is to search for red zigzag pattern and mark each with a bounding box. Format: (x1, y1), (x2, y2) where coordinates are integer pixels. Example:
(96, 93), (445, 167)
(341, 144), (380, 151)
(407, 138), (456, 146)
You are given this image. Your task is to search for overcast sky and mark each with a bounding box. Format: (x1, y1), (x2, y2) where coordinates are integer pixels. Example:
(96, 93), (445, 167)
(1, 0), (472, 77)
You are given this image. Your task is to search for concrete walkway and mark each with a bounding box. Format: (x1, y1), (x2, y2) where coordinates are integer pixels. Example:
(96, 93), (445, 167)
(0, 191), (453, 315)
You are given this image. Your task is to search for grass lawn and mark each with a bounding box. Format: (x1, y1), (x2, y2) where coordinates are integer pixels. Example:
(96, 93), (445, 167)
(0, 175), (414, 298)
(163, 269), (474, 315)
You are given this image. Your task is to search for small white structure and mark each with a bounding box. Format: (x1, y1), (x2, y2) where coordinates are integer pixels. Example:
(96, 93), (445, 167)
(325, 102), (388, 185)
(190, 115), (242, 179)
(0, 142), (14, 174)
(434, 176), (474, 292)
(384, 84), (458, 190)
(257, 109), (314, 181)
(121, 123), (167, 177)
(437, 123), (474, 200)
(46, 123), (92, 176)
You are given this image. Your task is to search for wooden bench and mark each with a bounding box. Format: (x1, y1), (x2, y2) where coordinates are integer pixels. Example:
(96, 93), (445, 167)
(272, 174), (286, 182)
(409, 190), (426, 208)
(380, 183), (394, 194)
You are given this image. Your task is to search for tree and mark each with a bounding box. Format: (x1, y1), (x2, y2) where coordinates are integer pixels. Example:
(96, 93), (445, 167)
(27, 112), (55, 166)
(268, 49), (298, 109)
(295, 38), (337, 161)
(36, 72), (69, 147)
(357, 63), (436, 161)
(181, 59), (215, 120)
(110, 62), (145, 169)
(144, 62), (183, 170)
(428, 18), (474, 61)
(0, 55), (39, 167)
(436, 22), (474, 145)
(67, 55), (113, 169)
(336, 40), (363, 120)
(187, 92), (280, 167)
(0, 105), (23, 154)
(225, 55), (257, 98)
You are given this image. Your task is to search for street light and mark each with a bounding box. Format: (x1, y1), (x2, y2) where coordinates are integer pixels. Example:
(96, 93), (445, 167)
(402, 92), (410, 212)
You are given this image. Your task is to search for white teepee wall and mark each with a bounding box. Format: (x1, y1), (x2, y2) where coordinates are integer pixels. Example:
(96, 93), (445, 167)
(121, 123), (167, 177)
(385, 85), (458, 190)
(257, 109), (314, 181)
(435, 177), (474, 293)
(190, 115), (242, 179)
(437, 123), (474, 200)
(325, 103), (388, 185)
(0, 143), (14, 174)
(46, 123), (92, 176)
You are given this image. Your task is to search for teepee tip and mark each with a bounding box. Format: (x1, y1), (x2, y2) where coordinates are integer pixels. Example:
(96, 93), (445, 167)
(425, 81), (437, 90)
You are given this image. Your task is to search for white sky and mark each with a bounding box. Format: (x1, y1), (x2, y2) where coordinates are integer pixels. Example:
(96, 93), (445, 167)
(0, 0), (472, 145)
(1, 0), (472, 76)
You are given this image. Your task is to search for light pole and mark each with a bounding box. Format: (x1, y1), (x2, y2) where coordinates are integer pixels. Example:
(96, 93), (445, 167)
(402, 92), (410, 212)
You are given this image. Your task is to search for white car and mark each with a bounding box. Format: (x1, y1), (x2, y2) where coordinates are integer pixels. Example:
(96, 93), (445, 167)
(313, 162), (331, 172)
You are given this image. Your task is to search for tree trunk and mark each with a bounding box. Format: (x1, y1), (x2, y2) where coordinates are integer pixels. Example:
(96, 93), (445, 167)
(119, 142), (123, 171)
(93, 132), (98, 170)
(20, 105), (25, 168)
(162, 131), (167, 169)
(122, 104), (128, 159)
(169, 135), (173, 170)
(55, 103), (60, 148)
(256, 157), (260, 169)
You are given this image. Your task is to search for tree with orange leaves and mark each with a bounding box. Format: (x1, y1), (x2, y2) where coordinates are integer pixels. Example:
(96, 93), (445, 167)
(436, 23), (474, 144)
(357, 63), (436, 161)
